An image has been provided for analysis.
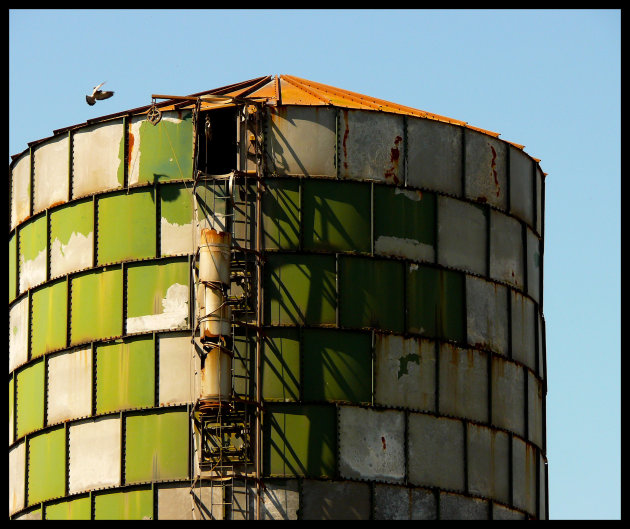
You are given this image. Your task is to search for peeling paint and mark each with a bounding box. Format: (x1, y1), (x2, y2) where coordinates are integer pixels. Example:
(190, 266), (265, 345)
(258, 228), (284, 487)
(50, 231), (93, 278)
(33, 135), (69, 213)
(397, 353), (420, 379)
(19, 249), (47, 292)
(375, 235), (434, 262)
(126, 283), (189, 333)
(9, 297), (29, 373)
(394, 187), (423, 201)
(160, 217), (194, 256)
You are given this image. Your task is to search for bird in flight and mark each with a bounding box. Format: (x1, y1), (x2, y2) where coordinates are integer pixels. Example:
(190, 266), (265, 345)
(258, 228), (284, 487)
(86, 82), (114, 106)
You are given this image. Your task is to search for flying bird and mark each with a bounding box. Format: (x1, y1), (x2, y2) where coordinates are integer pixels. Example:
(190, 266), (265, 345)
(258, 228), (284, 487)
(86, 82), (114, 106)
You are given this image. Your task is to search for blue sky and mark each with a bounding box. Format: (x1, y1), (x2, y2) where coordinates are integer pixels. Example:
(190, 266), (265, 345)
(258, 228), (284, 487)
(9, 9), (620, 520)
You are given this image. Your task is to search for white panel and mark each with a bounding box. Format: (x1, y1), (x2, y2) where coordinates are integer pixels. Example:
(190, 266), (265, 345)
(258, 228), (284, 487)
(33, 135), (69, 214)
(68, 416), (121, 494)
(466, 276), (508, 356)
(161, 216), (194, 257)
(47, 348), (92, 424)
(9, 441), (26, 515)
(9, 296), (29, 374)
(490, 209), (524, 288)
(158, 334), (199, 406)
(11, 153), (30, 231)
(158, 482), (223, 520)
(50, 230), (94, 279)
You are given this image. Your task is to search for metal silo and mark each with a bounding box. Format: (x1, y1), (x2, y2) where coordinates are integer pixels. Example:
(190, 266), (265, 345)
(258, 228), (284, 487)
(9, 75), (547, 520)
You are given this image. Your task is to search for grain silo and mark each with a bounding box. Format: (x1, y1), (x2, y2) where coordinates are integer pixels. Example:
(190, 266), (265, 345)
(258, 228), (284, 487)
(9, 75), (547, 520)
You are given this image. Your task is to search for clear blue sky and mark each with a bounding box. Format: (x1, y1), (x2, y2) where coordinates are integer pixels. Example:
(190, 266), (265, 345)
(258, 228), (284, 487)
(9, 9), (620, 520)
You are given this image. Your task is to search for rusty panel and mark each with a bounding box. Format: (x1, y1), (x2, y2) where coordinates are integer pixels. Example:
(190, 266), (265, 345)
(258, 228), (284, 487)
(16, 359), (45, 439)
(464, 128), (507, 210)
(18, 214), (47, 293)
(9, 233), (17, 303)
(439, 492), (489, 520)
(262, 178), (300, 250)
(490, 209), (524, 288)
(437, 196), (486, 276)
(466, 423), (510, 503)
(262, 328), (300, 402)
(339, 109), (405, 185)
(27, 426), (66, 506)
(30, 279), (68, 359)
(510, 290), (536, 370)
(94, 488), (153, 520)
(526, 227), (541, 303)
(527, 371), (543, 448)
(301, 480), (370, 520)
(9, 441), (26, 515)
(47, 347), (92, 425)
(373, 484), (437, 520)
(44, 496), (91, 520)
(72, 119), (124, 198)
(512, 436), (537, 515)
(266, 106), (336, 177)
(33, 134), (70, 214)
(466, 275), (508, 356)
(158, 333), (198, 406)
(407, 413), (464, 491)
(406, 117), (463, 196)
(68, 416), (122, 494)
(491, 357), (525, 437)
(509, 146), (534, 227)
(338, 406), (405, 483)
(10, 152), (31, 231)
(374, 334), (435, 411)
(50, 198), (94, 279)
(160, 183), (195, 256)
(157, 481), (223, 520)
(9, 296), (29, 373)
(438, 343), (488, 423)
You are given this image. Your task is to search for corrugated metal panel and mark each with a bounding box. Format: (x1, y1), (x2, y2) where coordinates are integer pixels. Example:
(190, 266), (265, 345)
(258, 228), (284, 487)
(490, 209), (524, 288)
(33, 135), (69, 214)
(262, 328), (300, 401)
(72, 119), (124, 199)
(10, 152), (31, 231)
(95, 336), (154, 414)
(94, 488), (153, 520)
(303, 329), (371, 403)
(9, 296), (29, 373)
(44, 496), (91, 520)
(466, 276), (508, 356)
(338, 406), (405, 483)
(509, 146), (535, 227)
(466, 422), (510, 503)
(16, 359), (45, 438)
(526, 227), (541, 303)
(158, 333), (198, 406)
(27, 426), (66, 506)
(9, 233), (17, 303)
(30, 279), (68, 359)
(47, 347), (92, 425)
(124, 409), (189, 483)
(439, 491), (489, 520)
(97, 188), (156, 266)
(9, 441), (26, 515)
(510, 290), (536, 370)
(512, 436), (537, 515)
(465, 128), (508, 210)
(160, 183), (195, 256)
(527, 371), (544, 448)
(491, 357), (525, 437)
(70, 266), (122, 345)
(262, 178), (300, 250)
(18, 214), (47, 293)
(301, 480), (370, 520)
(50, 198), (94, 279)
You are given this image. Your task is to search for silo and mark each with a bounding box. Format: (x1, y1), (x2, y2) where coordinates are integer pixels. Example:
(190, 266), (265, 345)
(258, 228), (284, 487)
(9, 75), (547, 520)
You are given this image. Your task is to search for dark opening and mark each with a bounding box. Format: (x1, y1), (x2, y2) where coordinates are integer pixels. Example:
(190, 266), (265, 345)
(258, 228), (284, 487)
(196, 107), (238, 175)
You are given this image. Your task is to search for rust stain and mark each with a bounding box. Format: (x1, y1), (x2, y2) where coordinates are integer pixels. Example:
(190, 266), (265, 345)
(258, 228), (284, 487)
(490, 144), (500, 197)
(128, 131), (135, 173)
(342, 109), (349, 170)
(48, 200), (66, 209)
(384, 135), (402, 184)
(381, 436), (386, 450)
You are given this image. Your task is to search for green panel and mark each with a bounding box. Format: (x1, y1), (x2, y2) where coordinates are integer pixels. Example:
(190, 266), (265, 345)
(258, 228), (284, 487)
(125, 410), (189, 483)
(9, 233), (17, 302)
(160, 182), (193, 226)
(31, 279), (68, 358)
(136, 111), (193, 183)
(437, 268), (465, 343)
(45, 496), (91, 520)
(50, 198), (93, 247)
(262, 328), (300, 401)
(94, 488), (153, 520)
(97, 188), (156, 265)
(262, 178), (300, 250)
(303, 329), (372, 403)
(16, 359), (45, 438)
(27, 427), (66, 506)
(374, 184), (435, 246)
(303, 179), (371, 252)
(96, 336), (155, 414)
(263, 404), (336, 477)
(233, 329), (254, 398)
(70, 267), (123, 345)
(19, 214), (47, 273)
(126, 259), (189, 321)
(339, 256), (404, 332)
(264, 253), (336, 325)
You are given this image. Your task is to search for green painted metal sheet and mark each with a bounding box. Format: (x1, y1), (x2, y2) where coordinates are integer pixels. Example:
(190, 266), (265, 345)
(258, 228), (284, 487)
(262, 328), (300, 401)
(50, 198), (93, 248)
(339, 256), (404, 332)
(438, 268), (465, 343)
(97, 188), (156, 265)
(31, 279), (68, 358)
(264, 253), (336, 325)
(160, 182), (194, 226)
(9, 233), (17, 302)
(45, 496), (91, 520)
(16, 359), (45, 439)
(19, 214), (47, 263)
(27, 427), (66, 506)
(303, 179), (371, 252)
(303, 328), (372, 403)
(95, 336), (155, 414)
(124, 409), (189, 483)
(263, 404), (336, 478)
(262, 178), (300, 250)
(70, 267), (123, 345)
(94, 488), (153, 520)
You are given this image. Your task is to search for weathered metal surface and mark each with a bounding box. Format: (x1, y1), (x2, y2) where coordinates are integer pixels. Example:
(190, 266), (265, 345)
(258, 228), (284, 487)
(14, 506), (42, 520)
(231, 479), (300, 520)
(301, 479), (370, 520)
(95, 337), (154, 414)
(303, 179), (371, 253)
(199, 229), (231, 285)
(528, 371), (544, 448)
(536, 167), (543, 235)
(33, 135), (69, 214)
(68, 416), (121, 493)
(373, 484), (437, 520)
(262, 178), (300, 250)
(97, 188), (156, 266)
(490, 209), (524, 288)
(340, 256), (404, 332)
(16, 359), (44, 439)
(466, 276), (508, 356)
(509, 146), (534, 227)
(339, 406), (405, 483)
(10, 152), (30, 231)
(200, 346), (232, 401)
(9, 376), (14, 445)
(491, 356), (525, 437)
(30, 279), (67, 359)
(438, 343), (488, 423)
(437, 196), (486, 275)
(263, 404), (336, 477)
(407, 413), (464, 491)
(262, 328), (300, 401)
(407, 117), (463, 196)
(465, 128), (508, 210)
(43, 496), (91, 520)
(466, 423), (510, 503)
(93, 488), (153, 520)
(160, 183), (195, 256)
(72, 119), (124, 198)
(27, 427), (66, 506)
(9, 441), (25, 515)
(157, 481), (223, 520)
(9, 296), (29, 373)
(538, 312), (545, 380)
(158, 333), (198, 406)
(374, 185), (435, 262)
(492, 502), (527, 520)
(374, 334), (435, 411)
(50, 199), (94, 279)
(439, 491), (489, 520)
(124, 410), (189, 484)
(47, 347), (92, 425)
(200, 287), (231, 339)
(510, 290), (536, 370)
(266, 106), (336, 177)
(18, 214), (47, 293)
(70, 267), (122, 345)
(527, 227), (541, 303)
(9, 234), (17, 303)
(339, 109), (405, 184)
(196, 181), (229, 233)
(511, 436), (537, 515)
(126, 260), (189, 334)
(539, 452), (547, 519)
